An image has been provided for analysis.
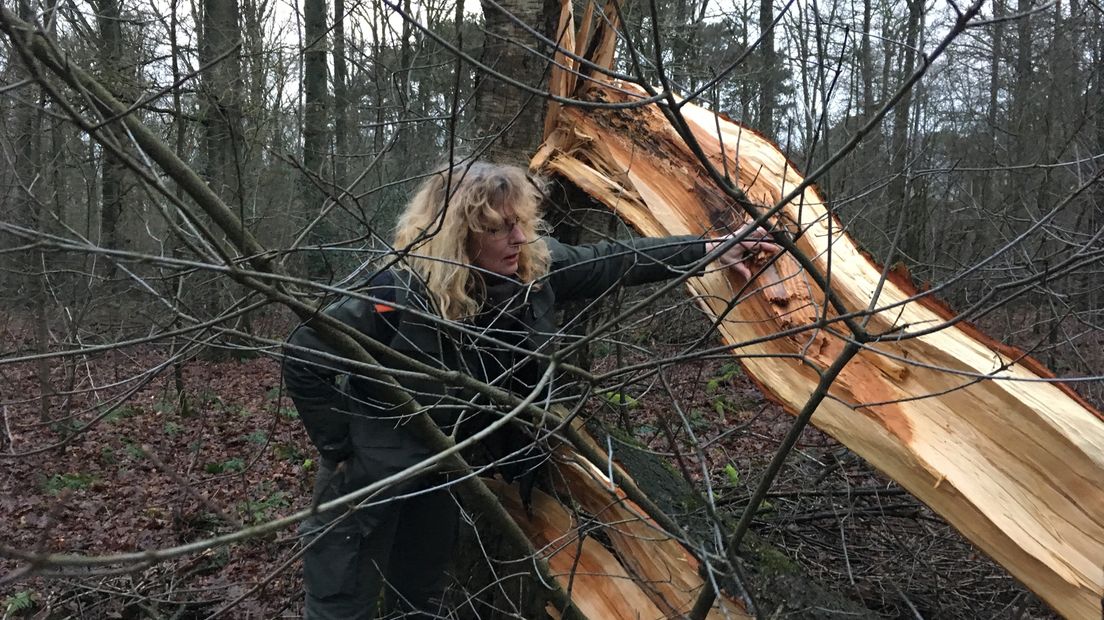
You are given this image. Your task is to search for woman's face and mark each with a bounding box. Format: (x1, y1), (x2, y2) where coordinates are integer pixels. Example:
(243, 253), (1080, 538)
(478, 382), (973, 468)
(469, 207), (527, 277)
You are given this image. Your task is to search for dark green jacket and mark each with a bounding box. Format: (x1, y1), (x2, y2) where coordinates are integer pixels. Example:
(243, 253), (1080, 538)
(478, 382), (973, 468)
(283, 235), (708, 488)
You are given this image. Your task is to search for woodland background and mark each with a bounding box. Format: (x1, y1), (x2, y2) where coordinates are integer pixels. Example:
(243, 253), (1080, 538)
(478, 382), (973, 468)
(0, 0), (1101, 617)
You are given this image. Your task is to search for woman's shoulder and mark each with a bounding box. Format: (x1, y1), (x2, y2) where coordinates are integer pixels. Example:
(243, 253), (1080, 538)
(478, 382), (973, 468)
(542, 236), (566, 258)
(347, 266), (429, 305)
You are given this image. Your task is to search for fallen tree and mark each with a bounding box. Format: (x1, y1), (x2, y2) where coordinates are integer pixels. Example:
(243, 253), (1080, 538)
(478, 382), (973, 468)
(529, 2), (1104, 617)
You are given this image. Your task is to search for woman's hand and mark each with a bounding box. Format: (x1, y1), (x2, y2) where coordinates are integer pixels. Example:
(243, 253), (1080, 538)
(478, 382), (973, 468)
(705, 224), (783, 281)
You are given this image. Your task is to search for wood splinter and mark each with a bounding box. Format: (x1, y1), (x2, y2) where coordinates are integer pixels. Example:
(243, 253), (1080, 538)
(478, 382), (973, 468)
(751, 258), (789, 306)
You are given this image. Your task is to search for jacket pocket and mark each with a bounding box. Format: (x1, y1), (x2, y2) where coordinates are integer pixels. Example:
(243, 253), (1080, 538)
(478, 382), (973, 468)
(301, 520), (361, 600)
(342, 417), (420, 489)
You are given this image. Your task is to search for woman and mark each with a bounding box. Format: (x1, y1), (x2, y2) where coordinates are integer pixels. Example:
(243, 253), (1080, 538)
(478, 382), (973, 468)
(283, 160), (779, 619)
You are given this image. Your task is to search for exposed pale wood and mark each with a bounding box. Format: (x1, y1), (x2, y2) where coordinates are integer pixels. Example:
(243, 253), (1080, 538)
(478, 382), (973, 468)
(588, 2), (619, 83)
(487, 477), (667, 619)
(542, 0), (576, 140)
(552, 455), (749, 619)
(486, 447), (748, 620)
(534, 79), (1104, 618)
(571, 1), (595, 96)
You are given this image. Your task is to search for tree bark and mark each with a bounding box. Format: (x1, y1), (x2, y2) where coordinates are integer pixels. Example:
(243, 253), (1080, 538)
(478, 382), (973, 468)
(302, 0), (330, 277)
(1007, 0), (1035, 214)
(303, 0), (327, 190)
(200, 0), (244, 210)
(168, 0), (192, 417)
(980, 0), (1004, 224)
(859, 0), (874, 118)
(332, 0), (348, 192)
(884, 0), (924, 264)
(476, 0), (557, 163)
(9, 0), (51, 424)
(756, 0), (775, 136)
(197, 0), (246, 340)
(95, 0), (126, 284)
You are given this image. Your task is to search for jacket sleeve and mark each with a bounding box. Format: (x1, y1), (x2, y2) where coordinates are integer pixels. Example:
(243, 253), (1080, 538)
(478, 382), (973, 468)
(544, 235), (709, 302)
(282, 287), (384, 463)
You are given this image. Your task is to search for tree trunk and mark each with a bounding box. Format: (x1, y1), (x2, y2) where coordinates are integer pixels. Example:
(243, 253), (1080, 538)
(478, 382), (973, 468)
(95, 0), (126, 285)
(1095, 5), (1104, 320)
(1098, 8), (1104, 158)
(1007, 0), (1035, 216)
(476, 0), (557, 163)
(168, 0), (192, 416)
(979, 0), (1004, 228)
(332, 0), (348, 192)
(859, 0), (874, 117)
(884, 0), (924, 264)
(756, 0), (775, 137)
(302, 0), (330, 277)
(200, 0), (244, 211)
(10, 1), (51, 424)
(303, 0), (327, 190)
(198, 0), (245, 341)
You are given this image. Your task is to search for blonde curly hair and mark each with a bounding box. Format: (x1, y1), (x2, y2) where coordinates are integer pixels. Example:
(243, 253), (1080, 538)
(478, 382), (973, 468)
(392, 161), (551, 320)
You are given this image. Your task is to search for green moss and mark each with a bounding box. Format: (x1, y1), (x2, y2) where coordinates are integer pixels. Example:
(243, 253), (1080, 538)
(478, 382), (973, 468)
(43, 472), (96, 494)
(590, 421), (705, 522)
(600, 391), (639, 410)
(751, 540), (797, 574)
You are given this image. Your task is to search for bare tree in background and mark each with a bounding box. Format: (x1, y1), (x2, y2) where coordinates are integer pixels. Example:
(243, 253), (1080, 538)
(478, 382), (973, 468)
(200, 0), (244, 212)
(94, 0), (128, 286)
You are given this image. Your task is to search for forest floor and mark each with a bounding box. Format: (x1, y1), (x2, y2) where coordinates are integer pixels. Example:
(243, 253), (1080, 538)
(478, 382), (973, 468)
(587, 343), (1056, 619)
(0, 325), (1058, 618)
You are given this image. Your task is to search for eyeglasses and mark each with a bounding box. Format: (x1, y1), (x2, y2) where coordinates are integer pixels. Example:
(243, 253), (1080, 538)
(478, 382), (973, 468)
(486, 215), (522, 239)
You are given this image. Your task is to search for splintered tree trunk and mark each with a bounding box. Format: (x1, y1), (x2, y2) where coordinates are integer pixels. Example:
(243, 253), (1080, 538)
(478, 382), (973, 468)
(532, 61), (1104, 620)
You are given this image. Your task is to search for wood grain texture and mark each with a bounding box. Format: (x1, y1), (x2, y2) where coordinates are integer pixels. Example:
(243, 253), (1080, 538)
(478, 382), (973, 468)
(551, 455), (749, 619)
(487, 466), (750, 620)
(534, 79), (1104, 618)
(488, 476), (664, 619)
